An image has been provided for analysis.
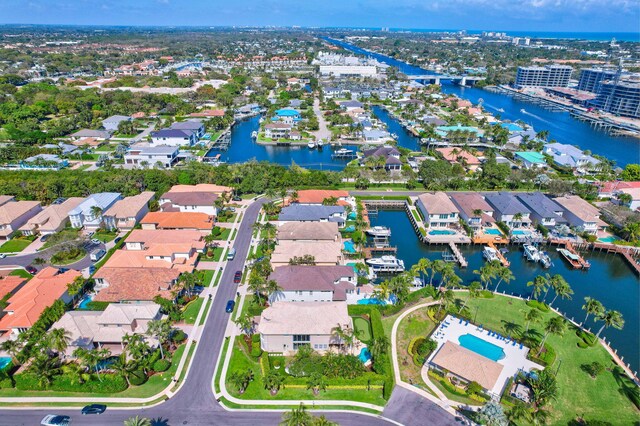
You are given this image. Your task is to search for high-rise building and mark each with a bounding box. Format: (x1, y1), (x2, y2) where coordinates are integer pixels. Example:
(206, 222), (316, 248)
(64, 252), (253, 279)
(514, 65), (572, 88)
(577, 68), (618, 93)
(592, 78), (640, 118)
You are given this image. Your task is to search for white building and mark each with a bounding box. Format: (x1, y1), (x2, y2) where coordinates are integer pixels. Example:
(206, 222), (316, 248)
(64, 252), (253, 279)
(319, 65), (378, 78)
(415, 192), (460, 228)
(102, 115), (131, 131)
(150, 129), (197, 147)
(68, 192), (122, 230)
(268, 265), (363, 304)
(124, 146), (179, 168)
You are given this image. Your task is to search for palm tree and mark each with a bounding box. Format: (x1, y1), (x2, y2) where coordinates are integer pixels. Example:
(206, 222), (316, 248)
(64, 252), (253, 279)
(527, 275), (548, 301)
(523, 308), (542, 332)
(429, 259), (445, 286)
(306, 372), (328, 395)
(412, 257), (432, 283)
(473, 263), (496, 290)
(264, 279), (282, 298)
(65, 361), (86, 385)
(493, 265), (514, 293)
(369, 336), (389, 362)
(460, 281), (481, 312)
(582, 297), (604, 324)
(528, 369), (558, 408)
(234, 312), (255, 336)
(90, 205), (103, 222)
(28, 354), (61, 388)
(146, 319), (172, 359)
(549, 275), (573, 305)
(229, 369), (253, 394)
(594, 310), (624, 338)
(536, 317), (567, 357)
(529, 407), (550, 425)
(112, 353), (137, 387)
(436, 289), (455, 316)
(47, 328), (71, 356)
(331, 324), (355, 354)
(263, 370), (285, 395)
(280, 403), (312, 426)
(0, 339), (22, 364)
(124, 416), (152, 426)
(372, 280), (392, 302)
(312, 415), (337, 426)
(507, 401), (531, 424)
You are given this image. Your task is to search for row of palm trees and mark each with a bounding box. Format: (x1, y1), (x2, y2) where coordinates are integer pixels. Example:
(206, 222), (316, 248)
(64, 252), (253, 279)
(526, 273), (573, 306)
(581, 296), (625, 338)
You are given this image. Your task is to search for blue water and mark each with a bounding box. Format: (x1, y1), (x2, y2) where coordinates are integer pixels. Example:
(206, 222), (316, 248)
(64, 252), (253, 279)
(429, 230), (456, 236)
(78, 294), (93, 309)
(0, 357), (12, 370)
(512, 230), (531, 236)
(369, 209), (640, 371)
(383, 30), (639, 42)
(485, 229), (502, 236)
(344, 240), (357, 253)
(358, 298), (386, 305)
(358, 347), (372, 363)
(458, 334), (506, 362)
(205, 115), (360, 170)
(371, 105), (421, 151)
(326, 38), (639, 166)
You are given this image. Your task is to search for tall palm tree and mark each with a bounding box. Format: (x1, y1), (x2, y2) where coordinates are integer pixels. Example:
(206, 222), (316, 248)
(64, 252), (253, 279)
(436, 289), (455, 315)
(280, 403), (312, 426)
(460, 281), (482, 313)
(47, 328), (71, 356)
(124, 416), (152, 426)
(146, 319), (172, 359)
(527, 275), (548, 301)
(582, 297), (604, 324)
(523, 308), (542, 332)
(428, 259), (445, 286)
(473, 262), (497, 290)
(112, 353), (137, 387)
(594, 310), (624, 338)
(263, 370), (285, 395)
(536, 317), (567, 357)
(493, 265), (514, 293)
(549, 276), (573, 306)
(0, 339), (22, 364)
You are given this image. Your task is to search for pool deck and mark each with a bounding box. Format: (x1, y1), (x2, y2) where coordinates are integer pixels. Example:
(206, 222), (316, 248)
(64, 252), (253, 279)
(427, 314), (543, 396)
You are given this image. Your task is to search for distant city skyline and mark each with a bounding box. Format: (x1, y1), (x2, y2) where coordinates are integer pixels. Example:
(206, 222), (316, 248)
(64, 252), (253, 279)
(0, 0), (638, 34)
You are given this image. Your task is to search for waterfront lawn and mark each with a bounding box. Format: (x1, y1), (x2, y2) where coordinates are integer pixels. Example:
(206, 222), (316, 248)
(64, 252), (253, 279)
(0, 238), (32, 253)
(394, 308), (436, 385)
(225, 336), (386, 406)
(183, 297), (204, 324)
(456, 293), (639, 425)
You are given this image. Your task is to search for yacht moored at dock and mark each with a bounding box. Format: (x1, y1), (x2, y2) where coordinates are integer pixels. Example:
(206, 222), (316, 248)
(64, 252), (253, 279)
(483, 246), (499, 262)
(251, 130), (258, 139)
(539, 251), (553, 268)
(307, 141), (316, 149)
(366, 226), (392, 237)
(366, 255), (405, 272)
(523, 244), (541, 262)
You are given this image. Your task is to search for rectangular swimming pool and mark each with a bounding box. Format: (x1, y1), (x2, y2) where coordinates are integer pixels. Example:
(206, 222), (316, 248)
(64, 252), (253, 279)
(484, 229), (502, 236)
(512, 230), (530, 236)
(429, 230), (456, 235)
(458, 333), (505, 361)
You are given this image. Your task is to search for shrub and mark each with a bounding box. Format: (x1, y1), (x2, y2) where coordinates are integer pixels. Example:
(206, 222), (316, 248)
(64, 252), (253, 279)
(526, 300), (549, 312)
(408, 337), (425, 356)
(576, 330), (597, 348)
(417, 339), (437, 357)
(250, 341), (262, 358)
(129, 369), (148, 386)
(251, 333), (261, 343)
(0, 377), (13, 389)
(581, 361), (605, 378)
(412, 352), (425, 367)
(171, 329), (187, 343)
(84, 301), (110, 311)
(153, 359), (171, 373)
(15, 373), (127, 393)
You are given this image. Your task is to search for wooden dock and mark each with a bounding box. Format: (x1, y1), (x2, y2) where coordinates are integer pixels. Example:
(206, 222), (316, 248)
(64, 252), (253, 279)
(488, 241), (510, 267)
(622, 252), (640, 275)
(448, 242), (468, 268)
(363, 246), (397, 259)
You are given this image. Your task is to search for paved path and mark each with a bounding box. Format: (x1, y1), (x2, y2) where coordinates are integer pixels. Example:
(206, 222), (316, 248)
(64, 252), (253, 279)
(131, 122), (156, 143)
(383, 387), (459, 426)
(312, 97), (331, 141)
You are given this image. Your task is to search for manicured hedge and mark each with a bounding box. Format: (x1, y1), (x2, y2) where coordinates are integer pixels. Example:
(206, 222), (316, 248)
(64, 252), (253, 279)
(526, 300), (550, 312)
(153, 358), (171, 372)
(129, 369), (147, 386)
(14, 373), (127, 392)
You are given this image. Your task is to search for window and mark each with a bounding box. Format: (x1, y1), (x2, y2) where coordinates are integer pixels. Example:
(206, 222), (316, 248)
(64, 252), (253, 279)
(293, 334), (310, 350)
(439, 214), (449, 219)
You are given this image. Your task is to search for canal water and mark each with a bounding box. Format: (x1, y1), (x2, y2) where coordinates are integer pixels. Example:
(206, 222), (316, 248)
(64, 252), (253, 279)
(370, 209), (640, 372)
(326, 38), (640, 167)
(205, 115), (359, 170)
(372, 105), (421, 151)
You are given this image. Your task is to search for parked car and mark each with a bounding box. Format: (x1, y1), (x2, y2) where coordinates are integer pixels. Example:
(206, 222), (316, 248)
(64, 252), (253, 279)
(0, 254), (5, 259)
(113, 237), (122, 245)
(87, 231), (95, 237)
(234, 271), (242, 283)
(25, 265), (37, 274)
(91, 239), (101, 245)
(40, 415), (71, 426)
(81, 404), (106, 415)
(90, 249), (106, 262)
(225, 300), (235, 313)
(40, 234), (50, 242)
(232, 196), (242, 202)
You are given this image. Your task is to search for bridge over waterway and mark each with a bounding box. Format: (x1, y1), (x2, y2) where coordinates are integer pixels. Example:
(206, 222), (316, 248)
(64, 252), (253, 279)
(404, 74), (485, 86)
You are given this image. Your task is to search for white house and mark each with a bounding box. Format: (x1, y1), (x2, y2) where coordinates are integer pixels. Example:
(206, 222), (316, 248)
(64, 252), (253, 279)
(124, 146), (179, 168)
(68, 192), (122, 230)
(102, 115), (131, 131)
(416, 192), (460, 228)
(268, 265), (362, 304)
(170, 120), (205, 139)
(150, 129), (197, 147)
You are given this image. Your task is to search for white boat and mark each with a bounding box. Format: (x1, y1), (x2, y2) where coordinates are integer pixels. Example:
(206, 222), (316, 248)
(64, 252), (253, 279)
(483, 246), (499, 262)
(334, 148), (354, 157)
(251, 131), (257, 139)
(307, 141), (316, 149)
(497, 108), (505, 113)
(391, 133), (399, 139)
(411, 277), (425, 288)
(365, 255), (405, 272)
(317, 139), (324, 148)
(366, 226), (391, 237)
(539, 251), (552, 268)
(520, 108), (527, 113)
(258, 117), (264, 123)
(523, 244), (540, 262)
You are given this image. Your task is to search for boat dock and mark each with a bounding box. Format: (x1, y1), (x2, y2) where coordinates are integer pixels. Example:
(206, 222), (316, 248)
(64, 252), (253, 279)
(488, 241), (510, 267)
(363, 246), (397, 259)
(210, 130), (231, 150)
(448, 242), (468, 268)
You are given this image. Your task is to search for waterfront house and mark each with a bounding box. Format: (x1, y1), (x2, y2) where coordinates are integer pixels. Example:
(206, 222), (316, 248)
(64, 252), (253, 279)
(484, 192), (531, 229)
(516, 192), (567, 228)
(339, 100), (364, 111)
(103, 191), (155, 231)
(140, 212), (214, 231)
(52, 303), (162, 357)
(514, 152), (547, 169)
(264, 123), (292, 139)
(553, 195), (607, 235)
(543, 143), (600, 173)
(435, 125), (483, 141)
(271, 240), (343, 267)
(596, 181), (640, 199)
(189, 109), (225, 118)
(268, 265), (359, 304)
(69, 129), (112, 140)
(416, 192), (460, 228)
(102, 115), (131, 131)
(124, 146), (179, 168)
(94, 268), (179, 303)
(22, 154), (69, 170)
(362, 146), (402, 171)
(170, 120), (205, 139)
(68, 192), (121, 230)
(0, 268), (80, 338)
(362, 129), (391, 143)
(449, 192), (495, 231)
(150, 129), (197, 147)
(276, 222), (341, 242)
(159, 190), (219, 216)
(274, 109), (301, 125)
(278, 204), (346, 227)
(0, 199), (42, 242)
(294, 190), (352, 206)
(257, 302), (353, 354)
(20, 197), (84, 236)
(436, 148), (482, 172)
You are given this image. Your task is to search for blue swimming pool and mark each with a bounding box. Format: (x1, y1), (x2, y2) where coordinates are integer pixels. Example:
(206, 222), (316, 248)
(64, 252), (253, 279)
(598, 236), (619, 243)
(429, 230), (456, 236)
(358, 347), (372, 363)
(485, 229), (502, 236)
(343, 240), (356, 254)
(358, 298), (386, 305)
(458, 334), (505, 362)
(78, 294), (94, 310)
(348, 212), (357, 220)
(512, 230), (530, 236)
(0, 357), (11, 370)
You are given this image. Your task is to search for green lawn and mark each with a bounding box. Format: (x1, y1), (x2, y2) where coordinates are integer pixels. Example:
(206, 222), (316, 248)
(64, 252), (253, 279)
(353, 316), (373, 343)
(456, 293), (639, 425)
(212, 228), (232, 240)
(93, 231), (117, 243)
(198, 269), (215, 286)
(200, 247), (224, 262)
(9, 269), (32, 279)
(0, 239), (32, 253)
(183, 297), (204, 324)
(94, 145), (116, 152)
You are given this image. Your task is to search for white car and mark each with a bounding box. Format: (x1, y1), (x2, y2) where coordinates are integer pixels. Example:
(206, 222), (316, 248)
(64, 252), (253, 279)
(91, 239), (101, 245)
(41, 414), (71, 426)
(0, 254), (5, 259)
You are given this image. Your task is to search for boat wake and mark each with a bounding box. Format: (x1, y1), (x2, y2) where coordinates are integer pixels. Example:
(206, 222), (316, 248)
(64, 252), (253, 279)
(519, 110), (556, 127)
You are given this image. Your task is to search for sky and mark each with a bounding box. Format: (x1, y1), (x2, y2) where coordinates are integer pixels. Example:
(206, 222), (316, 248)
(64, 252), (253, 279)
(0, 0), (639, 33)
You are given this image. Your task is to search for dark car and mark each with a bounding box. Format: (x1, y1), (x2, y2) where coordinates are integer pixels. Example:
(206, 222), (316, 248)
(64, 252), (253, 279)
(81, 404), (106, 415)
(225, 299), (236, 313)
(232, 196), (242, 202)
(40, 415), (71, 426)
(113, 237), (122, 245)
(25, 265), (37, 274)
(234, 271), (242, 283)
(40, 234), (50, 242)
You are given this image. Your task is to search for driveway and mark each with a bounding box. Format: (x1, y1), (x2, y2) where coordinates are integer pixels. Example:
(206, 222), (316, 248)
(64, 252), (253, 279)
(383, 386), (460, 426)
(312, 97), (332, 141)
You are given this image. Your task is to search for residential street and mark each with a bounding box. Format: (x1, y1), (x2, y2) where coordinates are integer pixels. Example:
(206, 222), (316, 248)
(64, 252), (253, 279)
(0, 199), (456, 426)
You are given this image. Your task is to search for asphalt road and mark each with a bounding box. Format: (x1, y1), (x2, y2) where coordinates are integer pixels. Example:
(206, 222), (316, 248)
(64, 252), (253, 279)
(0, 199), (456, 426)
(0, 241), (102, 273)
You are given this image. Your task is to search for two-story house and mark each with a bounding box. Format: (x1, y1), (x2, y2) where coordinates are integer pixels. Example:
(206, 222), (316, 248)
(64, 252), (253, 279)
(124, 146), (179, 168)
(68, 192), (122, 230)
(416, 192), (460, 228)
(103, 191), (155, 231)
(449, 192), (495, 231)
(150, 129), (197, 147)
(553, 195), (607, 235)
(484, 192), (532, 229)
(0, 198), (42, 242)
(516, 192), (567, 228)
(268, 265), (359, 304)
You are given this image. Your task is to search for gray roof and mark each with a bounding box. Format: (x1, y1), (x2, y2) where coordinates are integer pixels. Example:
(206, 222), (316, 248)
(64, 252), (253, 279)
(269, 265), (354, 292)
(516, 192), (566, 222)
(363, 129), (389, 139)
(103, 115), (130, 123)
(340, 100), (363, 108)
(151, 129), (194, 138)
(484, 192), (531, 216)
(278, 204), (345, 222)
(70, 129), (112, 139)
(170, 121), (204, 131)
(127, 146), (178, 155)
